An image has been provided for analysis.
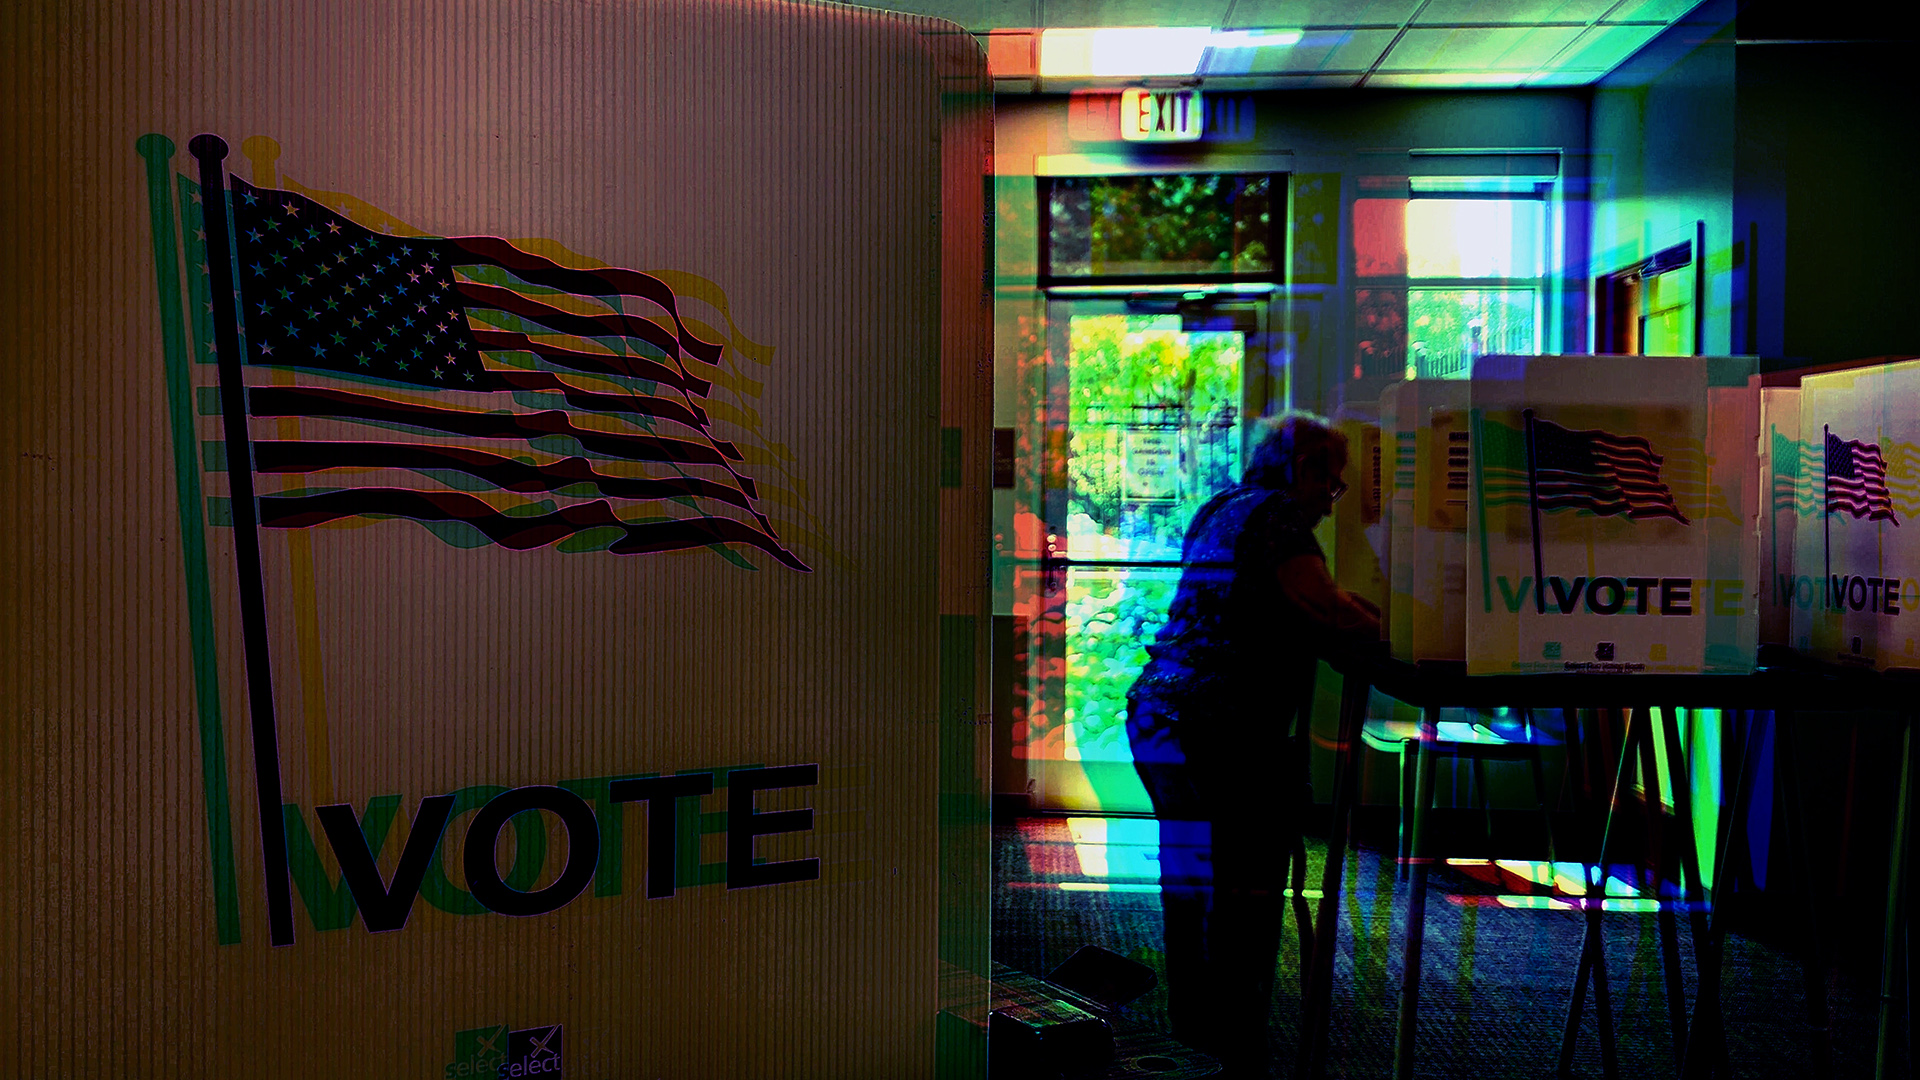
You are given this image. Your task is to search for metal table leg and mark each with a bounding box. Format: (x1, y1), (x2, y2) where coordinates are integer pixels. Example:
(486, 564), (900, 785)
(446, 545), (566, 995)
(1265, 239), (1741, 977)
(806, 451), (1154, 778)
(1300, 668), (1372, 1080)
(1394, 704), (1440, 1080)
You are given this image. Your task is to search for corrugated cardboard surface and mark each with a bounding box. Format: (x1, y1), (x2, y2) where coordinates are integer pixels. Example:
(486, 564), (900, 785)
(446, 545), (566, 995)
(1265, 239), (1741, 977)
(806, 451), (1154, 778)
(0, 1), (990, 1076)
(1466, 356), (1753, 675)
(1793, 360), (1920, 670)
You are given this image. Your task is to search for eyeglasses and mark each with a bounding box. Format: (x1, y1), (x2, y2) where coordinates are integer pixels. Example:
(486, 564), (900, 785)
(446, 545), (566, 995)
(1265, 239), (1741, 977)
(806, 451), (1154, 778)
(1328, 477), (1349, 502)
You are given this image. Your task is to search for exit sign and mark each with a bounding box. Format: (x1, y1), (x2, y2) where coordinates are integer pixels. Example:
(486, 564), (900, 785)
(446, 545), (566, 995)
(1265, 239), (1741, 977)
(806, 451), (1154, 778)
(1120, 88), (1202, 142)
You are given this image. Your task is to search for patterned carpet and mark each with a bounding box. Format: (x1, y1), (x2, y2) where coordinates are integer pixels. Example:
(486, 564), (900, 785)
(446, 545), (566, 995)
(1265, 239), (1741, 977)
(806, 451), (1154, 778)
(992, 815), (1902, 1079)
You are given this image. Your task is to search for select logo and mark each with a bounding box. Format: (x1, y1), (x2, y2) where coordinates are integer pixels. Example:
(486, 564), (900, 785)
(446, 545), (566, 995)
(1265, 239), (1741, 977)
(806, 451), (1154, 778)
(506, 1026), (563, 1077)
(445, 1024), (562, 1079)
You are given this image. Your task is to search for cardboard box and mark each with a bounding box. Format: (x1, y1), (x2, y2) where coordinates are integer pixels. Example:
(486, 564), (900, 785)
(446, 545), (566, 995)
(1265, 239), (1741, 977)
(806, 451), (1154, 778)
(0, 2), (992, 1076)
(1332, 412), (1387, 616)
(1381, 379), (1471, 663)
(1465, 356), (1756, 675)
(1756, 385), (1804, 645)
(1791, 359), (1920, 670)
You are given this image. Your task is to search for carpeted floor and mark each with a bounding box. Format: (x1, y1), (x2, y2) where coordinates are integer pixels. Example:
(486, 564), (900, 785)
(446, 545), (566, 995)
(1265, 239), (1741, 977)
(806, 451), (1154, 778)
(992, 815), (1903, 1079)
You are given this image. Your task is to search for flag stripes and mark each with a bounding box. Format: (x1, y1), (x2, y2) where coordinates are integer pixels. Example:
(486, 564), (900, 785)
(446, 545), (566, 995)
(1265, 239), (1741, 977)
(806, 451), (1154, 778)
(1826, 429), (1900, 525)
(1528, 415), (1689, 524)
(216, 177), (806, 569)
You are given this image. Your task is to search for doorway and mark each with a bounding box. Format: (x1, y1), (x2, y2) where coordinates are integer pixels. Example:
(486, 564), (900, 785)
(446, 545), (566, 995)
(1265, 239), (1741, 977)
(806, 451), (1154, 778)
(1021, 288), (1283, 812)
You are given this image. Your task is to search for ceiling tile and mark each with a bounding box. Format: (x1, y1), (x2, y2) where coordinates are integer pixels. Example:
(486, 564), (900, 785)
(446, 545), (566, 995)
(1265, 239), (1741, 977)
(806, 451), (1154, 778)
(1221, 0), (1424, 28)
(1555, 23), (1666, 70)
(1380, 26), (1529, 69)
(1601, 0), (1706, 22)
(1415, 0), (1618, 25)
(1525, 68), (1610, 85)
(1492, 25), (1587, 68)
(1205, 72), (1363, 88)
(1037, 0), (1234, 27)
(1366, 71), (1529, 87)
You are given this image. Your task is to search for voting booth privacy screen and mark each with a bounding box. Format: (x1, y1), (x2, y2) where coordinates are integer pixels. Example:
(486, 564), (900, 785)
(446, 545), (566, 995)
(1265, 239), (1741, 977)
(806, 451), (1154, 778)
(1791, 359), (1920, 671)
(0, 2), (992, 1077)
(1375, 357), (1762, 674)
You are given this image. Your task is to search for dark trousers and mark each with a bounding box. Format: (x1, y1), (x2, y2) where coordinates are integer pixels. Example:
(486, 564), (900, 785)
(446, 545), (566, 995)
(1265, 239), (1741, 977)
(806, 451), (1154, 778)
(1131, 699), (1303, 1077)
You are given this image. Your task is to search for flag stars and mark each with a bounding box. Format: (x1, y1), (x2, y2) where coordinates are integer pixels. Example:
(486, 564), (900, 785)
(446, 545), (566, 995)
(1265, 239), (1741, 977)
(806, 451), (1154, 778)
(408, 270), (421, 283)
(304, 307), (319, 320)
(432, 367), (446, 380)
(283, 201), (299, 216)
(250, 262), (266, 277)
(326, 221), (341, 234)
(245, 228), (263, 243)
(242, 190), (259, 206)
(258, 341), (274, 356)
(357, 354), (371, 367)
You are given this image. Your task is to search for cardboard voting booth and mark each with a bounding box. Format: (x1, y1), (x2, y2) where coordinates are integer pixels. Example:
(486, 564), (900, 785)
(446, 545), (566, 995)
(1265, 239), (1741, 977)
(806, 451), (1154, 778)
(0, 2), (992, 1077)
(1382, 380), (1472, 663)
(1757, 385), (1804, 646)
(1332, 413), (1387, 615)
(1465, 356), (1756, 675)
(1791, 359), (1920, 670)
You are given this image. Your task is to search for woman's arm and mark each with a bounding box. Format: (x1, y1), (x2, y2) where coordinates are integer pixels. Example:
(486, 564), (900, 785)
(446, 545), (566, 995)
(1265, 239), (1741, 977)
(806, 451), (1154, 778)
(1275, 553), (1382, 640)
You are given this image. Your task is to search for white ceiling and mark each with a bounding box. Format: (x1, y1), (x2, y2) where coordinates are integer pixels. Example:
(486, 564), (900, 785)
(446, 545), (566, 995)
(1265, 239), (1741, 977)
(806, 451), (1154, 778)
(850, 0), (1713, 89)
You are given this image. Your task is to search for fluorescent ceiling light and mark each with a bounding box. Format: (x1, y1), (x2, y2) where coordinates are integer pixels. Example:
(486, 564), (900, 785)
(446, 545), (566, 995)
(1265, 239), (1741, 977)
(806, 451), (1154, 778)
(1039, 27), (1213, 77)
(1209, 29), (1305, 48)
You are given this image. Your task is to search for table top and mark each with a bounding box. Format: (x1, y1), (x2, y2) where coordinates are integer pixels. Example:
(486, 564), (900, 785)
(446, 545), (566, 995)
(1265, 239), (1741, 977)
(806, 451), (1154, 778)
(1350, 652), (1920, 712)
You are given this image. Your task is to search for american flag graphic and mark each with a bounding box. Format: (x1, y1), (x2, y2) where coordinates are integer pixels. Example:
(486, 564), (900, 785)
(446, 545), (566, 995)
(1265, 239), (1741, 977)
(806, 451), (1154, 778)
(1825, 429), (1899, 526)
(1528, 415), (1688, 524)
(201, 178), (807, 570)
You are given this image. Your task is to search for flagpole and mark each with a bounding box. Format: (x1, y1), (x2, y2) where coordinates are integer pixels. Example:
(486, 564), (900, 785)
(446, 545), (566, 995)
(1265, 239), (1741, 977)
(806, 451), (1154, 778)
(1525, 408), (1546, 615)
(1824, 424), (1832, 610)
(189, 134), (296, 947)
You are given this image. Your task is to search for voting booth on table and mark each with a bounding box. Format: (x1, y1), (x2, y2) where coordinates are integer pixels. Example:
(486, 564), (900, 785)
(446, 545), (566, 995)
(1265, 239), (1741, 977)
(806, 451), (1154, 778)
(1377, 357), (1761, 673)
(1380, 380), (1472, 664)
(0, 3), (992, 1078)
(1791, 359), (1920, 670)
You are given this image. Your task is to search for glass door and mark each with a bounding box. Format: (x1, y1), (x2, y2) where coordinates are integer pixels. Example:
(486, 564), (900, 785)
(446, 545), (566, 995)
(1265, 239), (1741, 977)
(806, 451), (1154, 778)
(1023, 290), (1277, 813)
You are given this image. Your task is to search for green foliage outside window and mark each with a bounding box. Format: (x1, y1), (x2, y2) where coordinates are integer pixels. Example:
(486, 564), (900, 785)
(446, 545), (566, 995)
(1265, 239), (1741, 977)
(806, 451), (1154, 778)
(1048, 174), (1272, 278)
(1055, 314), (1244, 761)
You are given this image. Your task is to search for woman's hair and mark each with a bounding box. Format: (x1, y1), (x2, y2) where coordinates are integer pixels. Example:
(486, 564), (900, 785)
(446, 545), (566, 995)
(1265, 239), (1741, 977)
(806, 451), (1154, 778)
(1243, 410), (1347, 489)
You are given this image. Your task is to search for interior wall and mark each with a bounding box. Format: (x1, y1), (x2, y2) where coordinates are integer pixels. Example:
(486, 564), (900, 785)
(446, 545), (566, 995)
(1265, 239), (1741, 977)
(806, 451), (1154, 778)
(1735, 37), (1920, 366)
(1586, 0), (1737, 357)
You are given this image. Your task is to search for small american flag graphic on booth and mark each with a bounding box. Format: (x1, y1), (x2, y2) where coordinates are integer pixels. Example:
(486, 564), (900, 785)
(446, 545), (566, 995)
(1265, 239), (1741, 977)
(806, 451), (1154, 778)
(1825, 429), (1899, 525)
